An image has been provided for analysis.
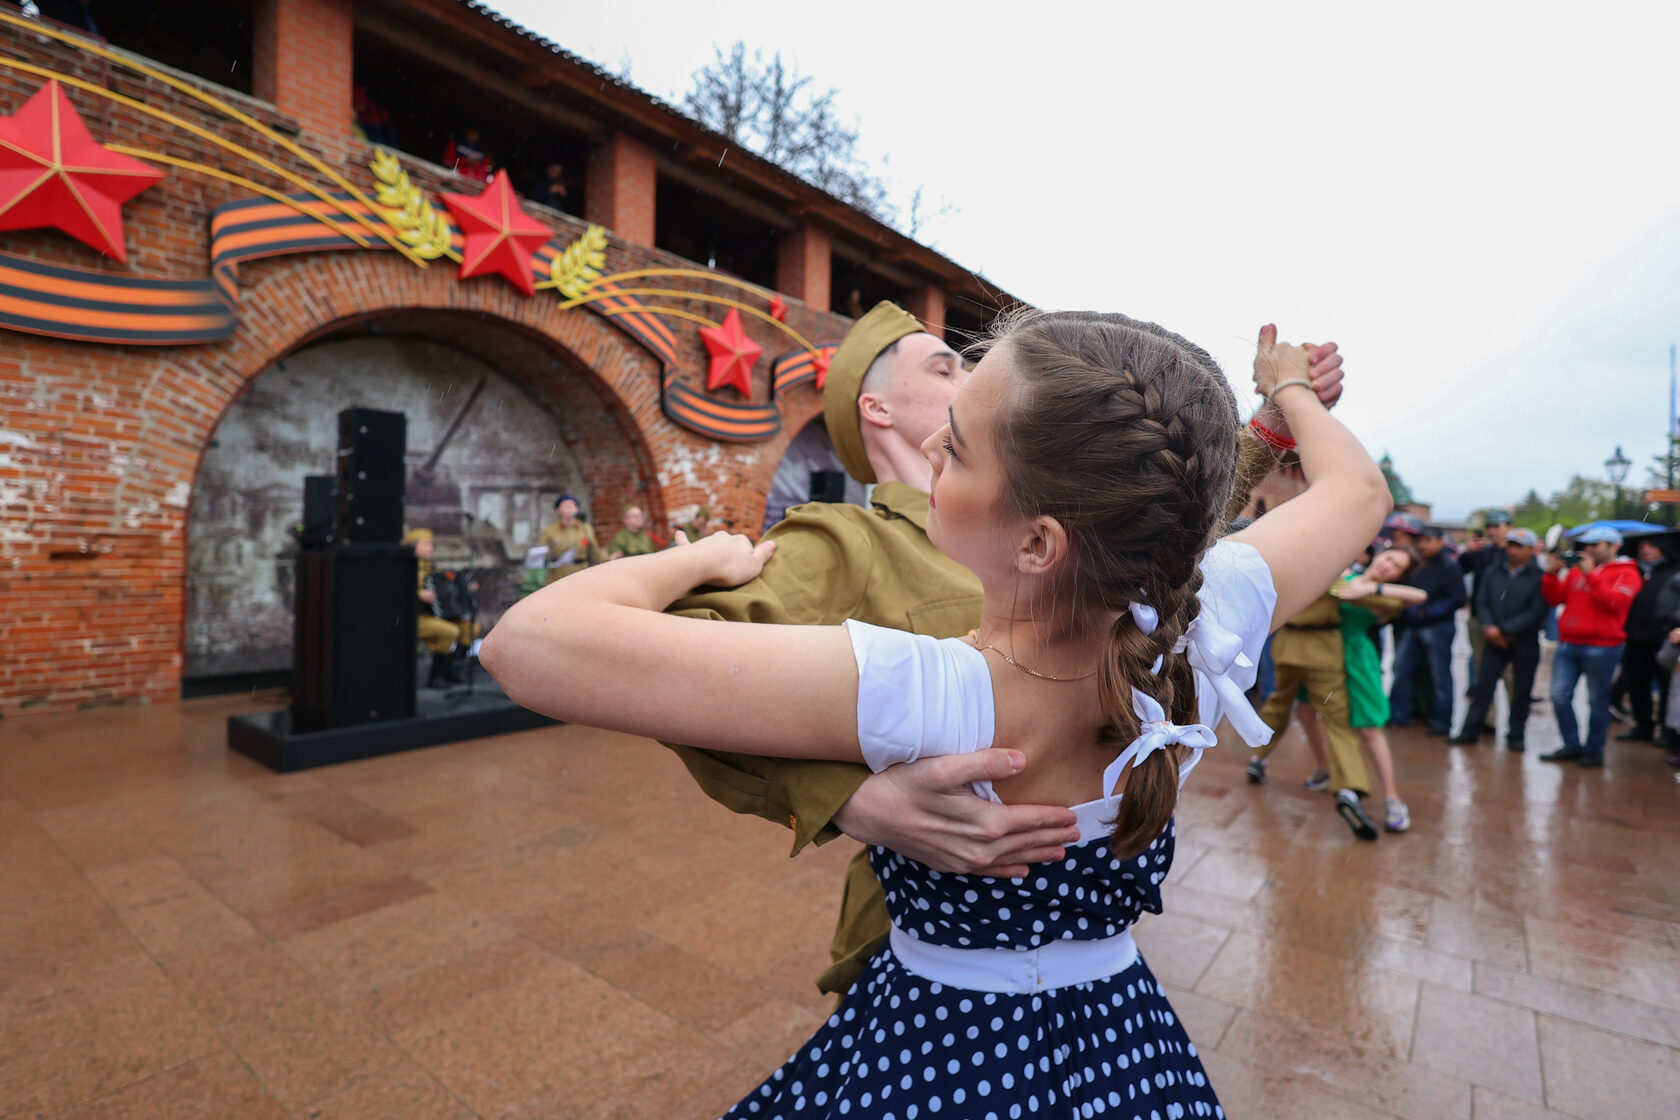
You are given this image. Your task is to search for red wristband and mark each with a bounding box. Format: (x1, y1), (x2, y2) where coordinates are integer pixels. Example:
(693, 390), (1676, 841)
(1249, 416), (1297, 451)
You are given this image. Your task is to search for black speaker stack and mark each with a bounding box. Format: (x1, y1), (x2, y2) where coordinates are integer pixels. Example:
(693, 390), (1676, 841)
(809, 469), (848, 504)
(232, 406), (552, 771)
(335, 408), (406, 545)
(292, 408), (415, 732)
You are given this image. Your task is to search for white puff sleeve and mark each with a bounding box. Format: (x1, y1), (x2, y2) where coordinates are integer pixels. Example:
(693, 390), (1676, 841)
(1189, 539), (1278, 741)
(843, 620), (996, 772)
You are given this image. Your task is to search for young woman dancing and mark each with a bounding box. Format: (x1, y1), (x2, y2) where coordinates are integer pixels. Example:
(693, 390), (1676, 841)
(1291, 548), (1427, 831)
(483, 312), (1389, 1118)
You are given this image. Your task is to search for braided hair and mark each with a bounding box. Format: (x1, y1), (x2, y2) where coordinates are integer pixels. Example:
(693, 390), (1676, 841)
(984, 310), (1240, 859)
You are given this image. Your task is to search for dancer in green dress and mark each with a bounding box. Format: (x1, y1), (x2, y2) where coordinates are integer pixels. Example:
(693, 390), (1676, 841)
(1296, 548), (1425, 831)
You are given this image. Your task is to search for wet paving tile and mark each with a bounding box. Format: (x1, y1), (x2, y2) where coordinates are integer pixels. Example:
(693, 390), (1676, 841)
(0, 669), (1675, 1118)
(1537, 1013), (1680, 1120)
(1409, 984), (1543, 1102)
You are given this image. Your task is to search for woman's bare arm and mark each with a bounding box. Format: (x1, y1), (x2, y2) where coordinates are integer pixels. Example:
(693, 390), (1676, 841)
(480, 535), (863, 760)
(1227, 326), (1392, 631)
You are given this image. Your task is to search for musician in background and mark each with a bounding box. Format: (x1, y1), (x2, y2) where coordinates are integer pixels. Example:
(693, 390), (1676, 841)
(536, 494), (600, 583)
(607, 503), (658, 559)
(403, 528), (477, 687)
(673, 504), (712, 546)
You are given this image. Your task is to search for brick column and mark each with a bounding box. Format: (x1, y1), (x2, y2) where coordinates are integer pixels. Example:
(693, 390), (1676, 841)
(252, 0), (353, 139)
(586, 132), (657, 247)
(776, 223), (831, 311)
(905, 283), (946, 340)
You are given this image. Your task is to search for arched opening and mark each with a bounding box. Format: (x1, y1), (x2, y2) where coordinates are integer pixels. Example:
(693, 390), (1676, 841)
(761, 415), (867, 533)
(184, 311), (652, 692)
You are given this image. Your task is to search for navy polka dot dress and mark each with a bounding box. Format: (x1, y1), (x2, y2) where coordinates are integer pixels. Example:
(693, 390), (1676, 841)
(720, 541), (1278, 1120)
(720, 820), (1224, 1120)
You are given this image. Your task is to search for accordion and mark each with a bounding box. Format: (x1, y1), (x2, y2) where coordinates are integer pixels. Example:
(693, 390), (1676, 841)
(425, 569), (477, 621)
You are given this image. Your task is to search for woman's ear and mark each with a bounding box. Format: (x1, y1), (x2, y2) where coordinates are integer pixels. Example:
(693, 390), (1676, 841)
(1017, 515), (1070, 577)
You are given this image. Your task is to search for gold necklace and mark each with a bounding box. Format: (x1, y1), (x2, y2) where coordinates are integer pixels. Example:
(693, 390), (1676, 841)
(967, 634), (1097, 682)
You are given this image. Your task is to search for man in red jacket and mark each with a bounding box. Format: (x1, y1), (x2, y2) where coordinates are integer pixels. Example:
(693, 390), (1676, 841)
(1540, 526), (1642, 767)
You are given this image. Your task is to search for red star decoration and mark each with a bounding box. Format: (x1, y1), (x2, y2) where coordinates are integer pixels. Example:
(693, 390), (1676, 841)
(0, 80), (164, 262)
(812, 350), (832, 390)
(769, 293), (788, 322)
(699, 308), (762, 396)
(440, 175), (551, 296)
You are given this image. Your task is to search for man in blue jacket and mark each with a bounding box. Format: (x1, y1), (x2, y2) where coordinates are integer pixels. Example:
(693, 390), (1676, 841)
(1388, 525), (1469, 734)
(1450, 528), (1547, 750)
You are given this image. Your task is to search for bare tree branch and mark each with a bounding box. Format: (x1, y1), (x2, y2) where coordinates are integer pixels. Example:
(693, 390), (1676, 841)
(685, 42), (895, 223)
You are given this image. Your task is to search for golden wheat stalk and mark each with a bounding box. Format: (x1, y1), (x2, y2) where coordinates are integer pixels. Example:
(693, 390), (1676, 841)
(369, 150), (457, 261)
(549, 225), (609, 299)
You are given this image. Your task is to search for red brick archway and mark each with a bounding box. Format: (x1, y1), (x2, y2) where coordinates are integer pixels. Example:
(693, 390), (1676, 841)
(3, 250), (815, 713)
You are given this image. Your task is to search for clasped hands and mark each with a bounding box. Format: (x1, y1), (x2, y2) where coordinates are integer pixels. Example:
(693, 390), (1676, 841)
(1252, 324), (1343, 434)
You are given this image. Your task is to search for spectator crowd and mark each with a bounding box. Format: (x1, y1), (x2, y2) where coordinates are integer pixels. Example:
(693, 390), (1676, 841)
(1246, 509), (1679, 842)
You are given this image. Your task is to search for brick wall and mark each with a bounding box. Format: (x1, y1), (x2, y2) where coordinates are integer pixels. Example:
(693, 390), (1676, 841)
(0, 14), (854, 715)
(776, 223), (832, 313)
(905, 283), (947, 341)
(253, 0), (353, 140)
(585, 131), (657, 248)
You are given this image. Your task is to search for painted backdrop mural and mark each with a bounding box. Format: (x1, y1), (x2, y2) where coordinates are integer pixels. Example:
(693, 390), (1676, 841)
(186, 336), (586, 679)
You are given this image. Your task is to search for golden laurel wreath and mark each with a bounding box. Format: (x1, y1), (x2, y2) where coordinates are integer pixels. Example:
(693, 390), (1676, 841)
(369, 149), (455, 261)
(549, 224), (608, 299)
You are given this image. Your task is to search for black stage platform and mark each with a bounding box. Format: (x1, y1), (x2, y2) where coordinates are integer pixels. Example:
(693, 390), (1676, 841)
(228, 675), (555, 772)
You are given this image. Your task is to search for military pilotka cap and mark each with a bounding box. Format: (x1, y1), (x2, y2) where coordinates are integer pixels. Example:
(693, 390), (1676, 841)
(824, 301), (927, 484)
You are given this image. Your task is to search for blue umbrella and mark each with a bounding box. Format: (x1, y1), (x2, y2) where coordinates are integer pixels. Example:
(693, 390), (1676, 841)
(1561, 519), (1667, 539)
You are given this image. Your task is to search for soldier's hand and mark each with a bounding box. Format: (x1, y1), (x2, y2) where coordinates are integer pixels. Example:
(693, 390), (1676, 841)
(419, 589), (437, 604)
(833, 750), (1080, 879)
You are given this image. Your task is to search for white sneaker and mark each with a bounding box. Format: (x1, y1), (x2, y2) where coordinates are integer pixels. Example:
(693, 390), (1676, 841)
(1383, 797), (1411, 833)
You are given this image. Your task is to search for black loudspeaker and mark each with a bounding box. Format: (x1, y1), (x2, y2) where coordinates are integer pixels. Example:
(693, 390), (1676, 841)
(809, 469), (848, 503)
(300, 475), (336, 548)
(335, 408), (405, 544)
(292, 545), (416, 731)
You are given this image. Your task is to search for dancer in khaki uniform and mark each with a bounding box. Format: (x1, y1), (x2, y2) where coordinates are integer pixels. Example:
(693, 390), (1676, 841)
(1249, 588), (1381, 838)
(666, 302), (1346, 992)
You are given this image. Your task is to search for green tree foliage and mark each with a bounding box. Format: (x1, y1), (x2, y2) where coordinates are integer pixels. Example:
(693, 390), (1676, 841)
(1508, 475), (1620, 529)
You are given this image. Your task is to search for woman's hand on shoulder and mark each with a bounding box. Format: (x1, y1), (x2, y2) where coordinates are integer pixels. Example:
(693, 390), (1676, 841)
(1251, 323), (1314, 400)
(695, 531), (777, 587)
(1336, 576), (1379, 599)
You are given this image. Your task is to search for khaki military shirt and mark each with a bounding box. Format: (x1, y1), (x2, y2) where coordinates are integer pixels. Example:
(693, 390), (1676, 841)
(665, 482), (979, 992)
(1271, 590), (1345, 668)
(537, 521), (599, 581)
(667, 482), (982, 852)
(607, 528), (658, 558)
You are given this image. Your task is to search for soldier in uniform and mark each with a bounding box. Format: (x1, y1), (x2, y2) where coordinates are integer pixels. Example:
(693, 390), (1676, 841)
(404, 528), (477, 687)
(536, 494), (599, 582)
(665, 302), (1348, 993)
(606, 503), (658, 559)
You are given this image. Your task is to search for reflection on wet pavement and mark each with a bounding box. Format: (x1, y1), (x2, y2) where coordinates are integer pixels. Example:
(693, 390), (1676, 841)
(1, 675), (1676, 1117)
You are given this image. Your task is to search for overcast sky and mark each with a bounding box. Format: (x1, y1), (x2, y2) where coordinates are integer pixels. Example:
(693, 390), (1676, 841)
(485, 0), (1677, 520)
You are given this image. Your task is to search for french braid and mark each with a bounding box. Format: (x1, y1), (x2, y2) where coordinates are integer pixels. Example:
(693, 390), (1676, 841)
(984, 310), (1239, 859)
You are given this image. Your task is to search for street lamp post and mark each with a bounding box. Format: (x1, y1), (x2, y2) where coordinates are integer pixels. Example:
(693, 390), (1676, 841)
(1605, 444), (1632, 521)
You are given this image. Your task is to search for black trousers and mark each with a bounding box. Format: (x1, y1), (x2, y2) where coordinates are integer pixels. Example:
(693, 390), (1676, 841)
(1620, 639), (1668, 731)
(1458, 637), (1540, 743)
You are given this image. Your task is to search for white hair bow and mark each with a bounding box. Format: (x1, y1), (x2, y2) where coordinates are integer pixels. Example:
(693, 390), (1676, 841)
(1129, 603), (1272, 749)
(1101, 689), (1220, 798)
(1173, 614), (1273, 748)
